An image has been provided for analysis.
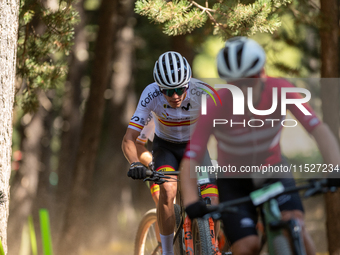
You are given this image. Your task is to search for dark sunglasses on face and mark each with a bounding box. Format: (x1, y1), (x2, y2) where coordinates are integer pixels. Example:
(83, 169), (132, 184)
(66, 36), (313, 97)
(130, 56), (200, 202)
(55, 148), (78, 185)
(161, 87), (188, 97)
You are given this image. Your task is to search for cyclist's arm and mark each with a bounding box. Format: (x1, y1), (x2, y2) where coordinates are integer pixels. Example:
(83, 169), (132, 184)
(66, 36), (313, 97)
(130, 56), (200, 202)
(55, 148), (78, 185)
(311, 123), (340, 166)
(180, 95), (218, 206)
(136, 141), (152, 167)
(122, 128), (141, 164)
(135, 113), (155, 166)
(181, 158), (200, 207)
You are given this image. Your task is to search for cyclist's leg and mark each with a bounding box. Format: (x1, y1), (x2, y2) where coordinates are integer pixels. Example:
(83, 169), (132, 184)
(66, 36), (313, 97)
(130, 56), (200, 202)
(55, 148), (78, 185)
(148, 182), (161, 243)
(153, 137), (183, 255)
(150, 183), (160, 206)
(153, 154), (178, 235)
(199, 150), (219, 205)
(217, 178), (261, 255)
(273, 177), (316, 255)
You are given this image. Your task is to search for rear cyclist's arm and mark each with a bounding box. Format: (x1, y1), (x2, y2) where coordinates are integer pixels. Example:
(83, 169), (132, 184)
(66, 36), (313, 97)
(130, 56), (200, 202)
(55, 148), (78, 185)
(311, 123), (340, 167)
(181, 158), (200, 206)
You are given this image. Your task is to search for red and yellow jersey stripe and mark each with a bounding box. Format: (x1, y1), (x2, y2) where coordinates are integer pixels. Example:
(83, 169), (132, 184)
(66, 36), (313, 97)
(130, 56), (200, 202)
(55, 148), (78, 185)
(200, 184), (219, 198)
(157, 118), (198, 127)
(150, 183), (160, 196)
(156, 165), (175, 172)
(136, 137), (147, 144)
(128, 121), (144, 131)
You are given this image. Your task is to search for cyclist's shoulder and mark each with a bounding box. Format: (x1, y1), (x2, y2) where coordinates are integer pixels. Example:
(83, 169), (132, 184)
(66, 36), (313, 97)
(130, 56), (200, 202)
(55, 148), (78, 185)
(142, 82), (161, 93)
(138, 82), (163, 108)
(190, 78), (209, 87)
(265, 76), (295, 88)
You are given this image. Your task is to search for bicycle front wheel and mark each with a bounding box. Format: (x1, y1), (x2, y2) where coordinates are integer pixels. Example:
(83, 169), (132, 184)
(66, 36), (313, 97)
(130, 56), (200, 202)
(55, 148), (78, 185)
(191, 218), (214, 255)
(134, 208), (162, 255)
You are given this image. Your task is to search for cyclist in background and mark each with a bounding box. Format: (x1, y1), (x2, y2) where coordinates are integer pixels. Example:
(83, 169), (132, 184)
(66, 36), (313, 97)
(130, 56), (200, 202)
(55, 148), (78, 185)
(122, 51), (218, 255)
(181, 37), (340, 255)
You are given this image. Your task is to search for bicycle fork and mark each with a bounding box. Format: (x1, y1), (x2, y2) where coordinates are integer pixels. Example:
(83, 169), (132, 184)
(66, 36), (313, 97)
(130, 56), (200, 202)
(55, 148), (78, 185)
(264, 199), (307, 255)
(208, 217), (222, 255)
(184, 215), (194, 255)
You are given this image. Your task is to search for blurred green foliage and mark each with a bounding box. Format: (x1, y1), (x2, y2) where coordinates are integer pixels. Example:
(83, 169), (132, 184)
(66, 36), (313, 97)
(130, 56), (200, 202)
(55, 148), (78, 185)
(135, 0), (291, 39)
(193, 1), (321, 80)
(16, 0), (79, 113)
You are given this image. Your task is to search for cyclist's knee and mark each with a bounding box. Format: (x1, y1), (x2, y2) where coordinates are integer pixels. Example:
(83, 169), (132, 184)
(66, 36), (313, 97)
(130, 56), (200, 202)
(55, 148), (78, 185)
(232, 235), (260, 255)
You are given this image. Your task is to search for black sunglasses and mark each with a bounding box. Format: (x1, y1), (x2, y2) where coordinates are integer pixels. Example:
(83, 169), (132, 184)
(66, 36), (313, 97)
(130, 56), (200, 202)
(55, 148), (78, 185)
(161, 87), (188, 97)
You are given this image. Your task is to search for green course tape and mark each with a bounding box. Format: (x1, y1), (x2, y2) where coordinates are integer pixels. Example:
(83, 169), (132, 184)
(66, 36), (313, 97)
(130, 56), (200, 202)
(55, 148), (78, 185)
(0, 238), (4, 255)
(39, 209), (54, 255)
(28, 215), (38, 255)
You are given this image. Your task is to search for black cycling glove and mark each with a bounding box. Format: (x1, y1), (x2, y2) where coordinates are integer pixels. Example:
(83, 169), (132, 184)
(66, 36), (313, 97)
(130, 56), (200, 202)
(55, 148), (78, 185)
(185, 201), (210, 220)
(127, 162), (147, 179)
(327, 178), (340, 188)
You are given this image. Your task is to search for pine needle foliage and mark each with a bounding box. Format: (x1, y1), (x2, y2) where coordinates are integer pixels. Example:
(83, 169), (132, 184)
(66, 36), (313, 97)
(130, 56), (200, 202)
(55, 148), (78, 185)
(135, 0), (291, 39)
(16, 0), (79, 113)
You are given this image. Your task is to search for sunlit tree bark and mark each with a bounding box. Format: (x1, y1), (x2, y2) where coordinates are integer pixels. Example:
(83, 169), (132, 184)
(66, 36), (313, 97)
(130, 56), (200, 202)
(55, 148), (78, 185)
(0, 0), (19, 253)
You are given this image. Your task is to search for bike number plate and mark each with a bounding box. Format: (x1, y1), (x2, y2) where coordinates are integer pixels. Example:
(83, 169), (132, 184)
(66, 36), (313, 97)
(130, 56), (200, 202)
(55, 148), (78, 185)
(250, 182), (284, 206)
(196, 167), (211, 185)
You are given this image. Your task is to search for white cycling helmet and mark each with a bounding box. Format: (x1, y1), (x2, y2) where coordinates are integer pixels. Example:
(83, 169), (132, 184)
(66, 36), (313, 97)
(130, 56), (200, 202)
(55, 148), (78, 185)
(153, 51), (192, 89)
(217, 37), (266, 79)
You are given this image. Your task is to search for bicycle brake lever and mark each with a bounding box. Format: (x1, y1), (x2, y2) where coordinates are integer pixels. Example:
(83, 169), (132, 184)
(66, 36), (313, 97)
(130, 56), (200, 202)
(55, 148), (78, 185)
(304, 179), (328, 198)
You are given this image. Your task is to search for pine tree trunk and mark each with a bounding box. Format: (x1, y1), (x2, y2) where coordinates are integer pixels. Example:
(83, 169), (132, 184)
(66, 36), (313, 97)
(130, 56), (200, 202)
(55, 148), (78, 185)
(57, 0), (118, 253)
(320, 0), (340, 254)
(0, 0), (19, 253)
(89, 0), (145, 247)
(54, 0), (85, 241)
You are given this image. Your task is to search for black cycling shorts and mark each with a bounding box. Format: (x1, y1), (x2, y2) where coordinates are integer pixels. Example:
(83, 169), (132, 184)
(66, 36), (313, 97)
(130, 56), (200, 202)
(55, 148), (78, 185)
(216, 177), (304, 245)
(151, 134), (216, 185)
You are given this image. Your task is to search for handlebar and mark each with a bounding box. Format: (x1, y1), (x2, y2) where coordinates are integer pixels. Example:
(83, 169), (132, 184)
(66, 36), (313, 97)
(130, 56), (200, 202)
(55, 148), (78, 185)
(203, 178), (335, 220)
(144, 170), (181, 185)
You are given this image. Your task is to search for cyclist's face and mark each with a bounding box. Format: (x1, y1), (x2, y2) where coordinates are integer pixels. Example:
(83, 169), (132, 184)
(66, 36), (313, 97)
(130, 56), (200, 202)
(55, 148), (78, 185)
(230, 69), (266, 107)
(163, 89), (187, 108)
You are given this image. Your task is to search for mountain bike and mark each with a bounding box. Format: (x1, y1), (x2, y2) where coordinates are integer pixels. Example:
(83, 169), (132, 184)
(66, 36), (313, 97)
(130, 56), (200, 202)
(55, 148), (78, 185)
(203, 179), (336, 255)
(134, 169), (223, 255)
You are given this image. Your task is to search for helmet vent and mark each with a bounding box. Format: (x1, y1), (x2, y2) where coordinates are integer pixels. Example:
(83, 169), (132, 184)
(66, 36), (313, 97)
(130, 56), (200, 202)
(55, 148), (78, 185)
(223, 47), (231, 70)
(236, 43), (244, 68)
(243, 58), (260, 75)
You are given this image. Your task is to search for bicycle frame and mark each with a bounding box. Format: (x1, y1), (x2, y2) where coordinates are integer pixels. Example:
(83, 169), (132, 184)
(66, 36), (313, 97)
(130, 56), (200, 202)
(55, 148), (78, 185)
(204, 179), (330, 255)
(262, 199), (307, 255)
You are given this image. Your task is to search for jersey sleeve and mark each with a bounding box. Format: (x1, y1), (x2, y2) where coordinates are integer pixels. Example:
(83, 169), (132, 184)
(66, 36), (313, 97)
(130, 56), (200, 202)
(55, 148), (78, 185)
(128, 85), (160, 132)
(136, 113), (155, 144)
(282, 80), (321, 133)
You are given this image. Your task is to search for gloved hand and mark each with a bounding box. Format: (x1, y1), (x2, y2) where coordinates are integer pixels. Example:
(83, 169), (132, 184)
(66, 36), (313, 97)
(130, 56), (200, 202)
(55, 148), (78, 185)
(127, 162), (147, 179)
(327, 178), (340, 188)
(185, 201), (210, 220)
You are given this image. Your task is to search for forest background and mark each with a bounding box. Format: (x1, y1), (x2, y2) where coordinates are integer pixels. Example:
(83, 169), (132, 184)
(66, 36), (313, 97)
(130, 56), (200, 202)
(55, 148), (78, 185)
(0, 0), (339, 254)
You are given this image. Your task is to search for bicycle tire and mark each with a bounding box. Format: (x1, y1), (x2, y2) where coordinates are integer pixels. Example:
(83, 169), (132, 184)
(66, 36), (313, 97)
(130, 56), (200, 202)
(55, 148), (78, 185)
(174, 204), (184, 255)
(273, 235), (293, 255)
(191, 218), (214, 255)
(134, 208), (162, 255)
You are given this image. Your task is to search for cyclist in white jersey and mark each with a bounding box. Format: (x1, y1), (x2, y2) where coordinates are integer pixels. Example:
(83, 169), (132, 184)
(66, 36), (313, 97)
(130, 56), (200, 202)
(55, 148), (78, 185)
(122, 51), (218, 255)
